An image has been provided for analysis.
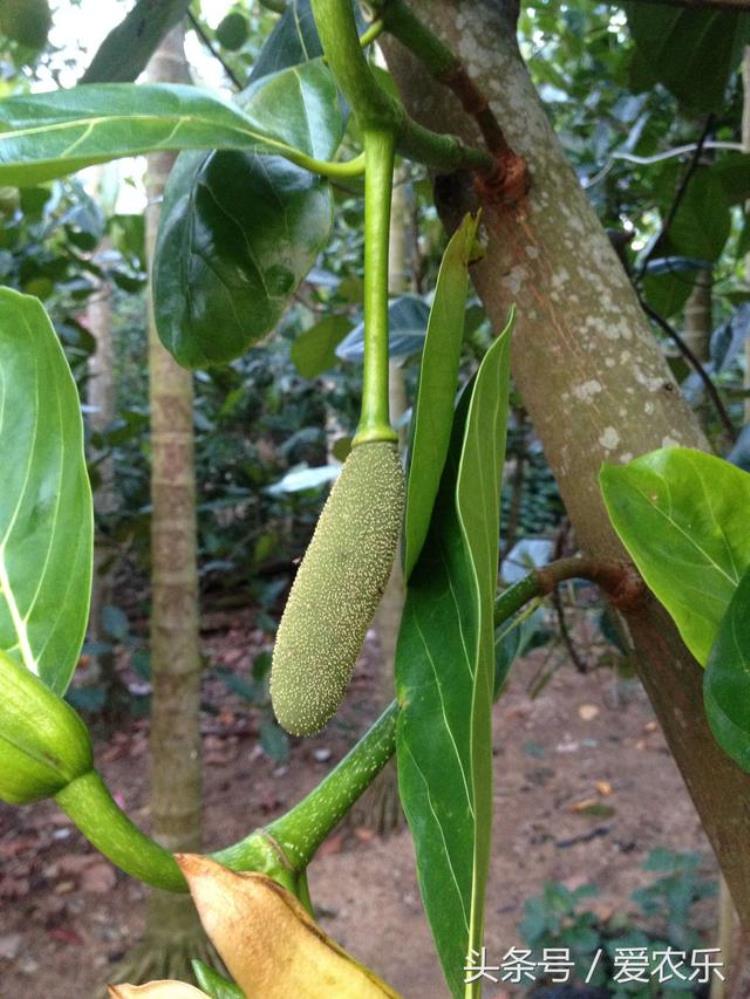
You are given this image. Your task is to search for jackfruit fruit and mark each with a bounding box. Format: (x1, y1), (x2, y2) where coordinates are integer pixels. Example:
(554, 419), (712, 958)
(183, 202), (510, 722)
(271, 441), (404, 735)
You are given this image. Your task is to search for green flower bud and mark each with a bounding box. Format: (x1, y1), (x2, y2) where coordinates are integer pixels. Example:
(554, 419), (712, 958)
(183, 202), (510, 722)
(0, 648), (93, 804)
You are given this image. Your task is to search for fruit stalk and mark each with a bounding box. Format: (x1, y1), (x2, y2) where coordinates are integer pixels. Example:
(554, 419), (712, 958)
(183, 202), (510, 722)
(355, 127), (399, 446)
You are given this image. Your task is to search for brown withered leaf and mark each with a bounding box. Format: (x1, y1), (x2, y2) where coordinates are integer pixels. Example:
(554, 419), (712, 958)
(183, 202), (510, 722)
(176, 854), (402, 999)
(109, 983), (209, 997)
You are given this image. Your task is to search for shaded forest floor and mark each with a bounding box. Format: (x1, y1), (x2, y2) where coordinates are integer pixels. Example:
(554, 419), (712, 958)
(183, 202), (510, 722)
(0, 609), (720, 998)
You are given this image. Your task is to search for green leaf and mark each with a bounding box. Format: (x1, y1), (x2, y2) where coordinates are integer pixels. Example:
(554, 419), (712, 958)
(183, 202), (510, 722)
(396, 324), (512, 998)
(152, 59), (344, 368)
(403, 214), (480, 580)
(154, 150), (333, 369)
(216, 12), (250, 51)
(249, 0), (363, 82)
(0, 0), (51, 50)
(250, 0), (323, 81)
(192, 959), (244, 999)
(714, 152), (750, 206)
(625, 5), (750, 113)
(668, 169), (731, 264)
(642, 269), (692, 320)
(0, 60), (343, 187)
(705, 565), (750, 771)
(80, 0), (191, 84)
(291, 315), (351, 378)
(600, 447), (750, 665)
(0, 289), (93, 694)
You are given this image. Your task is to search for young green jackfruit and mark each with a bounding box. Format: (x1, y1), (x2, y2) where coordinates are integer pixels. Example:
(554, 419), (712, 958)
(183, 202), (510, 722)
(0, 648), (93, 805)
(271, 441), (404, 736)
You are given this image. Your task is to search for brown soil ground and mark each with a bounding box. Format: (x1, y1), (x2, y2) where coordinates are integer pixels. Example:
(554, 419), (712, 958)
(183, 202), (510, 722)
(0, 611), (721, 999)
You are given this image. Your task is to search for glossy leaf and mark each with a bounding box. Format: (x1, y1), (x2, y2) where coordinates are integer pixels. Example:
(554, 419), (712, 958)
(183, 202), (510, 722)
(154, 151), (333, 368)
(600, 447), (750, 665)
(291, 315), (351, 378)
(403, 214), (480, 580)
(249, 0), (323, 82)
(0, 60), (343, 187)
(249, 0), (364, 83)
(704, 565), (750, 772)
(81, 0), (191, 84)
(396, 327), (511, 998)
(626, 5), (750, 113)
(152, 58), (343, 368)
(0, 288), (93, 694)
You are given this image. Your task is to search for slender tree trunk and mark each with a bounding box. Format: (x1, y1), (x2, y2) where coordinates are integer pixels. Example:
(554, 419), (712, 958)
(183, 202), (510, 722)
(384, 0), (750, 928)
(683, 269), (713, 428)
(114, 24), (207, 983)
(683, 271), (712, 363)
(86, 259), (117, 691)
(145, 16), (203, 940)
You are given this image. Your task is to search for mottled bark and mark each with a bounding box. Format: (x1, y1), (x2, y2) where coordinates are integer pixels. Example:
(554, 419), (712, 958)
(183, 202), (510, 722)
(143, 21), (205, 962)
(384, 0), (750, 926)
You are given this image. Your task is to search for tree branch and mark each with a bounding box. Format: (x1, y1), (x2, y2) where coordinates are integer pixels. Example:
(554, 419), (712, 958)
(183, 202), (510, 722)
(639, 297), (736, 441)
(636, 115), (714, 282)
(186, 11), (243, 91)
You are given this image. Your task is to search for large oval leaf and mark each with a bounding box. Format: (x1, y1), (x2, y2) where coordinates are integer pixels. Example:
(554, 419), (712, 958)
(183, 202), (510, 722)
(153, 58), (342, 368)
(600, 447), (750, 665)
(626, 4), (750, 113)
(396, 323), (511, 998)
(155, 151), (333, 368)
(0, 288), (93, 694)
(704, 564), (750, 772)
(403, 213), (479, 580)
(0, 59), (342, 187)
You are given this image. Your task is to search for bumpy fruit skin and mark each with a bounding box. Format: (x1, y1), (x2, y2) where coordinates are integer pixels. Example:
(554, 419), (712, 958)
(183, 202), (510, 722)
(271, 441), (404, 736)
(0, 648), (93, 805)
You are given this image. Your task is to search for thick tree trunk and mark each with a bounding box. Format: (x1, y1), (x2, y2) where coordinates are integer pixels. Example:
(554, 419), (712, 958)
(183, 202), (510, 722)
(385, 0), (750, 926)
(137, 22), (206, 974)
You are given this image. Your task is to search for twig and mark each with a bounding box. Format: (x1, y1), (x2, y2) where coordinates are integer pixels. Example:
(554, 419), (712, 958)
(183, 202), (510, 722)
(636, 115), (715, 282)
(551, 584), (588, 674)
(187, 10), (243, 91)
(639, 297), (736, 441)
(372, 0), (529, 202)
